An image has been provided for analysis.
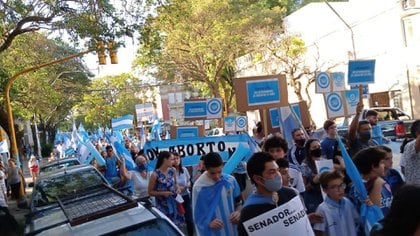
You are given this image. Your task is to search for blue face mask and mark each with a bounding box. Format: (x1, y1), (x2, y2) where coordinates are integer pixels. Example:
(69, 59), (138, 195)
(262, 175), (283, 192)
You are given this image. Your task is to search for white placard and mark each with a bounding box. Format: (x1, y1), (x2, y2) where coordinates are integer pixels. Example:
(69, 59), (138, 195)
(332, 72), (345, 91)
(243, 196), (314, 236)
(224, 116), (236, 132)
(206, 98), (223, 119)
(316, 72), (331, 93)
(324, 92), (345, 118)
(343, 90), (359, 116)
(236, 116), (248, 132)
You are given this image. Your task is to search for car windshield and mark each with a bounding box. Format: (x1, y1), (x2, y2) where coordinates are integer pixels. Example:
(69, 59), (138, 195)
(104, 219), (182, 236)
(41, 160), (80, 173)
(33, 168), (105, 208)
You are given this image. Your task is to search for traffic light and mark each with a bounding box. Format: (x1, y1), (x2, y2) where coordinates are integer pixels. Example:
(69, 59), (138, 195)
(108, 41), (118, 64)
(96, 41), (107, 65)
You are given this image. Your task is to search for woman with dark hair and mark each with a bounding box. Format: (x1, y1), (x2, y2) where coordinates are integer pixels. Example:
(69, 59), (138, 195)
(172, 152), (194, 236)
(148, 151), (185, 228)
(301, 138), (325, 213)
(370, 184), (420, 236)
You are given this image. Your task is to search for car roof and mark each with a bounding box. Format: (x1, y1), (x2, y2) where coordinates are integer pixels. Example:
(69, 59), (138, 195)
(40, 158), (80, 168)
(36, 164), (97, 180)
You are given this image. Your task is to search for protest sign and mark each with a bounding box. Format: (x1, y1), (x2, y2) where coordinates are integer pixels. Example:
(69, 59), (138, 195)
(224, 116), (236, 132)
(324, 92), (345, 119)
(143, 134), (254, 166)
(348, 60), (375, 85)
(135, 103), (154, 123)
(332, 72), (346, 91)
(236, 116), (248, 132)
(243, 196), (314, 236)
(315, 159), (334, 200)
(234, 74), (288, 112)
(170, 125), (204, 139)
(315, 72), (331, 93)
(343, 89), (360, 116)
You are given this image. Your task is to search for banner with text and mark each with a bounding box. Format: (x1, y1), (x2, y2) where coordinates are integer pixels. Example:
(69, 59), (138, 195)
(143, 134), (255, 166)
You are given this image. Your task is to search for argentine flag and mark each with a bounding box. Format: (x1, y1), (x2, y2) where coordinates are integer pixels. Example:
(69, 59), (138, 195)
(111, 114), (134, 131)
(279, 106), (301, 149)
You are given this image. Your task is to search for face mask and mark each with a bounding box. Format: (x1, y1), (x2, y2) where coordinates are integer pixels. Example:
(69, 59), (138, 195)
(295, 139), (306, 147)
(137, 163), (146, 172)
(310, 148), (322, 157)
(262, 175), (282, 192)
(359, 131), (372, 140)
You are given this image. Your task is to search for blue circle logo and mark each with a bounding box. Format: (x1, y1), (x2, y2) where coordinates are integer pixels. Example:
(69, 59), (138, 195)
(236, 117), (247, 128)
(327, 93), (342, 112)
(207, 99), (222, 115)
(317, 72), (330, 89)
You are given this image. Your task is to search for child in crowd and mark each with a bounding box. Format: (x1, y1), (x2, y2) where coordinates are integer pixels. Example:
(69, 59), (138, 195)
(262, 135), (306, 194)
(314, 170), (360, 236)
(377, 145), (405, 194)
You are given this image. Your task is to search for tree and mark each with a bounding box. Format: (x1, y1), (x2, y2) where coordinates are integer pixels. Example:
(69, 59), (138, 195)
(0, 32), (92, 144)
(0, 0), (155, 54)
(255, 33), (340, 127)
(77, 73), (158, 130)
(135, 0), (287, 112)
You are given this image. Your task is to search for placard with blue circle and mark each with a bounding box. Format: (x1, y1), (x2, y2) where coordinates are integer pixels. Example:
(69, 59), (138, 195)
(246, 78), (280, 106)
(324, 92), (345, 118)
(316, 72), (331, 93)
(176, 127), (199, 139)
(269, 107), (280, 128)
(184, 100), (207, 119)
(224, 116), (236, 132)
(344, 89), (359, 115)
(332, 72), (345, 91)
(348, 59), (375, 85)
(206, 98), (223, 119)
(236, 116), (247, 131)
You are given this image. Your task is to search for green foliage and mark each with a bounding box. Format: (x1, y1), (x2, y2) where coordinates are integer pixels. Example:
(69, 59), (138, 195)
(136, 0), (286, 111)
(0, 0), (157, 53)
(78, 73), (157, 129)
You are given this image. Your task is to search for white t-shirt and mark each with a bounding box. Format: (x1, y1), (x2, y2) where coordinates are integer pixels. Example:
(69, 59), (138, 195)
(289, 166), (306, 193)
(129, 170), (151, 199)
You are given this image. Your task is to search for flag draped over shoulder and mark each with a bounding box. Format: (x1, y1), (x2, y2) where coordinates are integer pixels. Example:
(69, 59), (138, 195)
(337, 137), (383, 235)
(111, 114), (134, 131)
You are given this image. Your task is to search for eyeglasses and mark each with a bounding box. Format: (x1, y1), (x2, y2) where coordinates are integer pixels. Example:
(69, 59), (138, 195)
(328, 183), (346, 191)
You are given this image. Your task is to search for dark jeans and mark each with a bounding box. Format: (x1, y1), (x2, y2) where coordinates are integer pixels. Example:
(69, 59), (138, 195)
(182, 194), (194, 236)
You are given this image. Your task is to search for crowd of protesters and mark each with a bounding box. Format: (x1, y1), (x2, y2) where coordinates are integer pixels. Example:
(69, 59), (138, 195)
(1, 101), (419, 236)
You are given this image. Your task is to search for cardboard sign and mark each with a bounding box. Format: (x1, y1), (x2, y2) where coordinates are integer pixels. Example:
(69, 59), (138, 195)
(236, 116), (248, 132)
(243, 196), (314, 236)
(170, 125), (204, 139)
(290, 101), (311, 128)
(348, 60), (376, 85)
(343, 89), (360, 116)
(315, 72), (331, 93)
(206, 98), (223, 119)
(234, 74), (288, 112)
(332, 72), (346, 91)
(224, 116), (236, 132)
(324, 92), (346, 118)
(350, 84), (369, 98)
(315, 159), (334, 200)
(184, 99), (207, 120)
(269, 108), (281, 128)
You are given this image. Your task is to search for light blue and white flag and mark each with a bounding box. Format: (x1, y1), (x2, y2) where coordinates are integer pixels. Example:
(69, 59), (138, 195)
(0, 140), (8, 154)
(78, 123), (89, 142)
(112, 141), (135, 170)
(337, 137), (383, 235)
(111, 114), (134, 131)
(279, 106), (301, 149)
(150, 118), (162, 141)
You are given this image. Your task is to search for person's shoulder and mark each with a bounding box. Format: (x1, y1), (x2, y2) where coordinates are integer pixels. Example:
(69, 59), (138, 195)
(277, 187), (298, 203)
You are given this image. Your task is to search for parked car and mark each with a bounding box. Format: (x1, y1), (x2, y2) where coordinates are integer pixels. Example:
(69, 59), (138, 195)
(25, 183), (184, 236)
(337, 107), (415, 140)
(39, 157), (81, 175)
(30, 164), (109, 212)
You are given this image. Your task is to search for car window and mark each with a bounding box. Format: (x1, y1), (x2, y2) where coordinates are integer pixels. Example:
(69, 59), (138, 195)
(33, 169), (105, 208)
(41, 160), (80, 173)
(105, 219), (182, 236)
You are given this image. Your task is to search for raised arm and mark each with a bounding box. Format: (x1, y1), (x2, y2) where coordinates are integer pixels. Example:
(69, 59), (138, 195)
(349, 102), (364, 141)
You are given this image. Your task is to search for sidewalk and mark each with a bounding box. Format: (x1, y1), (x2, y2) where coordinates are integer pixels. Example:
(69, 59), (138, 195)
(7, 157), (39, 233)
